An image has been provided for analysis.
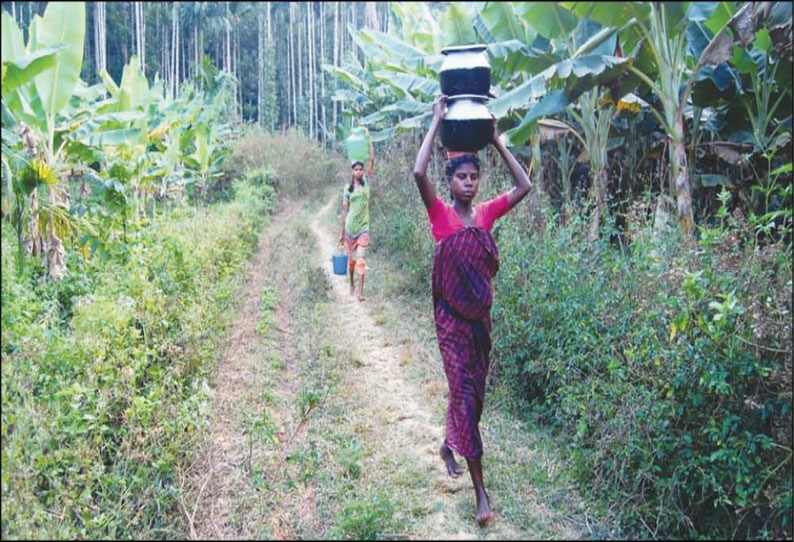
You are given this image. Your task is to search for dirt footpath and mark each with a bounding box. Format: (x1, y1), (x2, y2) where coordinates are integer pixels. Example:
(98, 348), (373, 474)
(184, 191), (605, 539)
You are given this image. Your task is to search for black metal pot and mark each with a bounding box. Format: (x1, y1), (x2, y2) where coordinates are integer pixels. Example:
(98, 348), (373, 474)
(439, 44), (491, 96)
(440, 94), (493, 153)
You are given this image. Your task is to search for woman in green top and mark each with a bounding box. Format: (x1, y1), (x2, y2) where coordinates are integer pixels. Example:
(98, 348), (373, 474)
(339, 137), (375, 301)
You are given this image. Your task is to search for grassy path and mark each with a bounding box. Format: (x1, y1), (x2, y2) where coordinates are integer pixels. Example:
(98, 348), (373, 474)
(182, 189), (620, 539)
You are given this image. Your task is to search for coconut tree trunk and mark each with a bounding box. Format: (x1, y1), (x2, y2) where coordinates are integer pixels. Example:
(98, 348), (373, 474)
(225, 1), (231, 73)
(298, 2), (303, 130)
(320, 1), (326, 145)
(333, 1), (339, 132)
(94, 2), (106, 72)
(258, 4), (263, 127)
(307, 3), (313, 139)
(311, 3), (317, 140)
(289, 3), (296, 126)
(365, 2), (377, 29)
(172, 2), (180, 97)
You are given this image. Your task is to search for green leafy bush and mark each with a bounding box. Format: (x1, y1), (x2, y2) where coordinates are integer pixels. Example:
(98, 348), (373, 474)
(492, 214), (792, 540)
(226, 127), (346, 199)
(369, 133), (792, 540)
(1, 170), (277, 538)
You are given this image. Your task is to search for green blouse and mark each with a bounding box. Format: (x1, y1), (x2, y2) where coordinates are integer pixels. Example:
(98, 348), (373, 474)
(343, 176), (371, 237)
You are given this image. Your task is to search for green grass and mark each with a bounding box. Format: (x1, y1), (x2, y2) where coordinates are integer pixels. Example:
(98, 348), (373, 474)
(1, 173), (278, 539)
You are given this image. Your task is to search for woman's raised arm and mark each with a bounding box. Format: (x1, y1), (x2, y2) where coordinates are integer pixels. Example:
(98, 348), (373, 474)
(366, 129), (375, 179)
(413, 94), (447, 210)
(491, 120), (531, 210)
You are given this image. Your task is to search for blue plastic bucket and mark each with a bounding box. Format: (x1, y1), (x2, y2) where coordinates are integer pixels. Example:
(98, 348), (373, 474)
(332, 251), (348, 275)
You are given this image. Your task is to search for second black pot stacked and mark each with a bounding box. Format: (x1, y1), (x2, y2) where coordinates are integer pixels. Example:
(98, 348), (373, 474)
(439, 44), (494, 153)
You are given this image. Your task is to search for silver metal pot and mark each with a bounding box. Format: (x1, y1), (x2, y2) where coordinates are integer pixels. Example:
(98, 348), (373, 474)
(441, 94), (493, 152)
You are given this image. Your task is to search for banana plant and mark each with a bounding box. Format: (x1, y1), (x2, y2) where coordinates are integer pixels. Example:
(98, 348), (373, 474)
(1, 2), (87, 279)
(570, 1), (774, 239)
(488, 3), (632, 146)
(332, 2), (631, 148)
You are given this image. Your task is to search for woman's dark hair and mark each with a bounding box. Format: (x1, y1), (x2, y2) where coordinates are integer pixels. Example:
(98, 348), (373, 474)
(444, 154), (481, 200)
(445, 154), (480, 181)
(349, 161), (366, 193)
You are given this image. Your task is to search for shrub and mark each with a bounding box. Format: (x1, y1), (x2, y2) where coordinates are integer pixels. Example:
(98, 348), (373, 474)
(1, 170), (278, 538)
(492, 214), (792, 539)
(226, 126), (346, 199)
(369, 132), (792, 540)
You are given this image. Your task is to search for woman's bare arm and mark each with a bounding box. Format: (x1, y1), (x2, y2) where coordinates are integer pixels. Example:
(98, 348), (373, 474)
(413, 94), (446, 209)
(491, 120), (531, 210)
(340, 198), (349, 243)
(366, 132), (375, 179)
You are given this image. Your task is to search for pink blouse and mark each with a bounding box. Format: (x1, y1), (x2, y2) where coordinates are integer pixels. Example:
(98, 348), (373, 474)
(426, 194), (510, 242)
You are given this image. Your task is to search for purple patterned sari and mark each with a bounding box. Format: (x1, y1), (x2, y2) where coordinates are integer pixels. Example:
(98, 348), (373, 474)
(432, 226), (499, 460)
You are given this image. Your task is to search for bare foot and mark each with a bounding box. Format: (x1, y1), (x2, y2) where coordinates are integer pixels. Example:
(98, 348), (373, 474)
(475, 491), (493, 526)
(358, 294), (366, 302)
(439, 441), (463, 478)
(349, 284), (355, 296)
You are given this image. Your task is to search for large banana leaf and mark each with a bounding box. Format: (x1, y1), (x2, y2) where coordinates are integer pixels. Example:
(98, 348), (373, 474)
(2, 46), (64, 95)
(99, 68), (120, 98)
(321, 64), (369, 91)
(391, 2), (442, 53)
(439, 3), (478, 46)
(117, 55), (149, 112)
(361, 99), (431, 125)
(517, 3), (578, 39)
(331, 89), (373, 106)
(87, 127), (144, 147)
(478, 1), (533, 43)
(30, 1), (85, 118)
(560, 2), (647, 28)
(358, 28), (427, 59)
(372, 71), (439, 97)
(357, 28), (442, 76)
(349, 24), (387, 66)
(1, 11), (25, 61)
(490, 53), (629, 117)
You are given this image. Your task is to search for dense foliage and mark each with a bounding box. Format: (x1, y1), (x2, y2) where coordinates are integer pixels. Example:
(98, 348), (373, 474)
(369, 132), (792, 540)
(1, 169), (277, 537)
(1, 2), (791, 540)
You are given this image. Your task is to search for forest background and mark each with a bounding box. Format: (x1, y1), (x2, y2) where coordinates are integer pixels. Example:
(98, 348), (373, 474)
(1, 1), (791, 540)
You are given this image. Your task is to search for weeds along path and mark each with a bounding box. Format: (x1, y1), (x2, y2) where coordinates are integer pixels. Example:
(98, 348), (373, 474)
(183, 197), (303, 539)
(308, 193), (543, 539)
(183, 189), (611, 539)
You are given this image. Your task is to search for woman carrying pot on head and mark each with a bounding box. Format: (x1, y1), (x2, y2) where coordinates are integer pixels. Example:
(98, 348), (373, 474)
(413, 94), (531, 526)
(340, 133), (375, 302)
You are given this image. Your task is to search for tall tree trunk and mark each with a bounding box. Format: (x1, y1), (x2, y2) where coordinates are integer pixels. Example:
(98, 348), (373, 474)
(298, 2), (303, 131)
(288, 3), (295, 127)
(194, 23), (198, 78)
(309, 3), (315, 139)
(258, 4), (264, 127)
(236, 23), (242, 121)
(671, 114), (695, 239)
(333, 2), (339, 133)
(320, 1), (326, 145)
(365, 2), (377, 29)
(133, 3), (141, 72)
(307, 3), (313, 138)
(588, 166), (607, 242)
(225, 1), (231, 73)
(162, 2), (168, 91)
(138, 2), (146, 74)
(94, 3), (106, 74)
(130, 2), (135, 65)
(173, 1), (180, 97)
